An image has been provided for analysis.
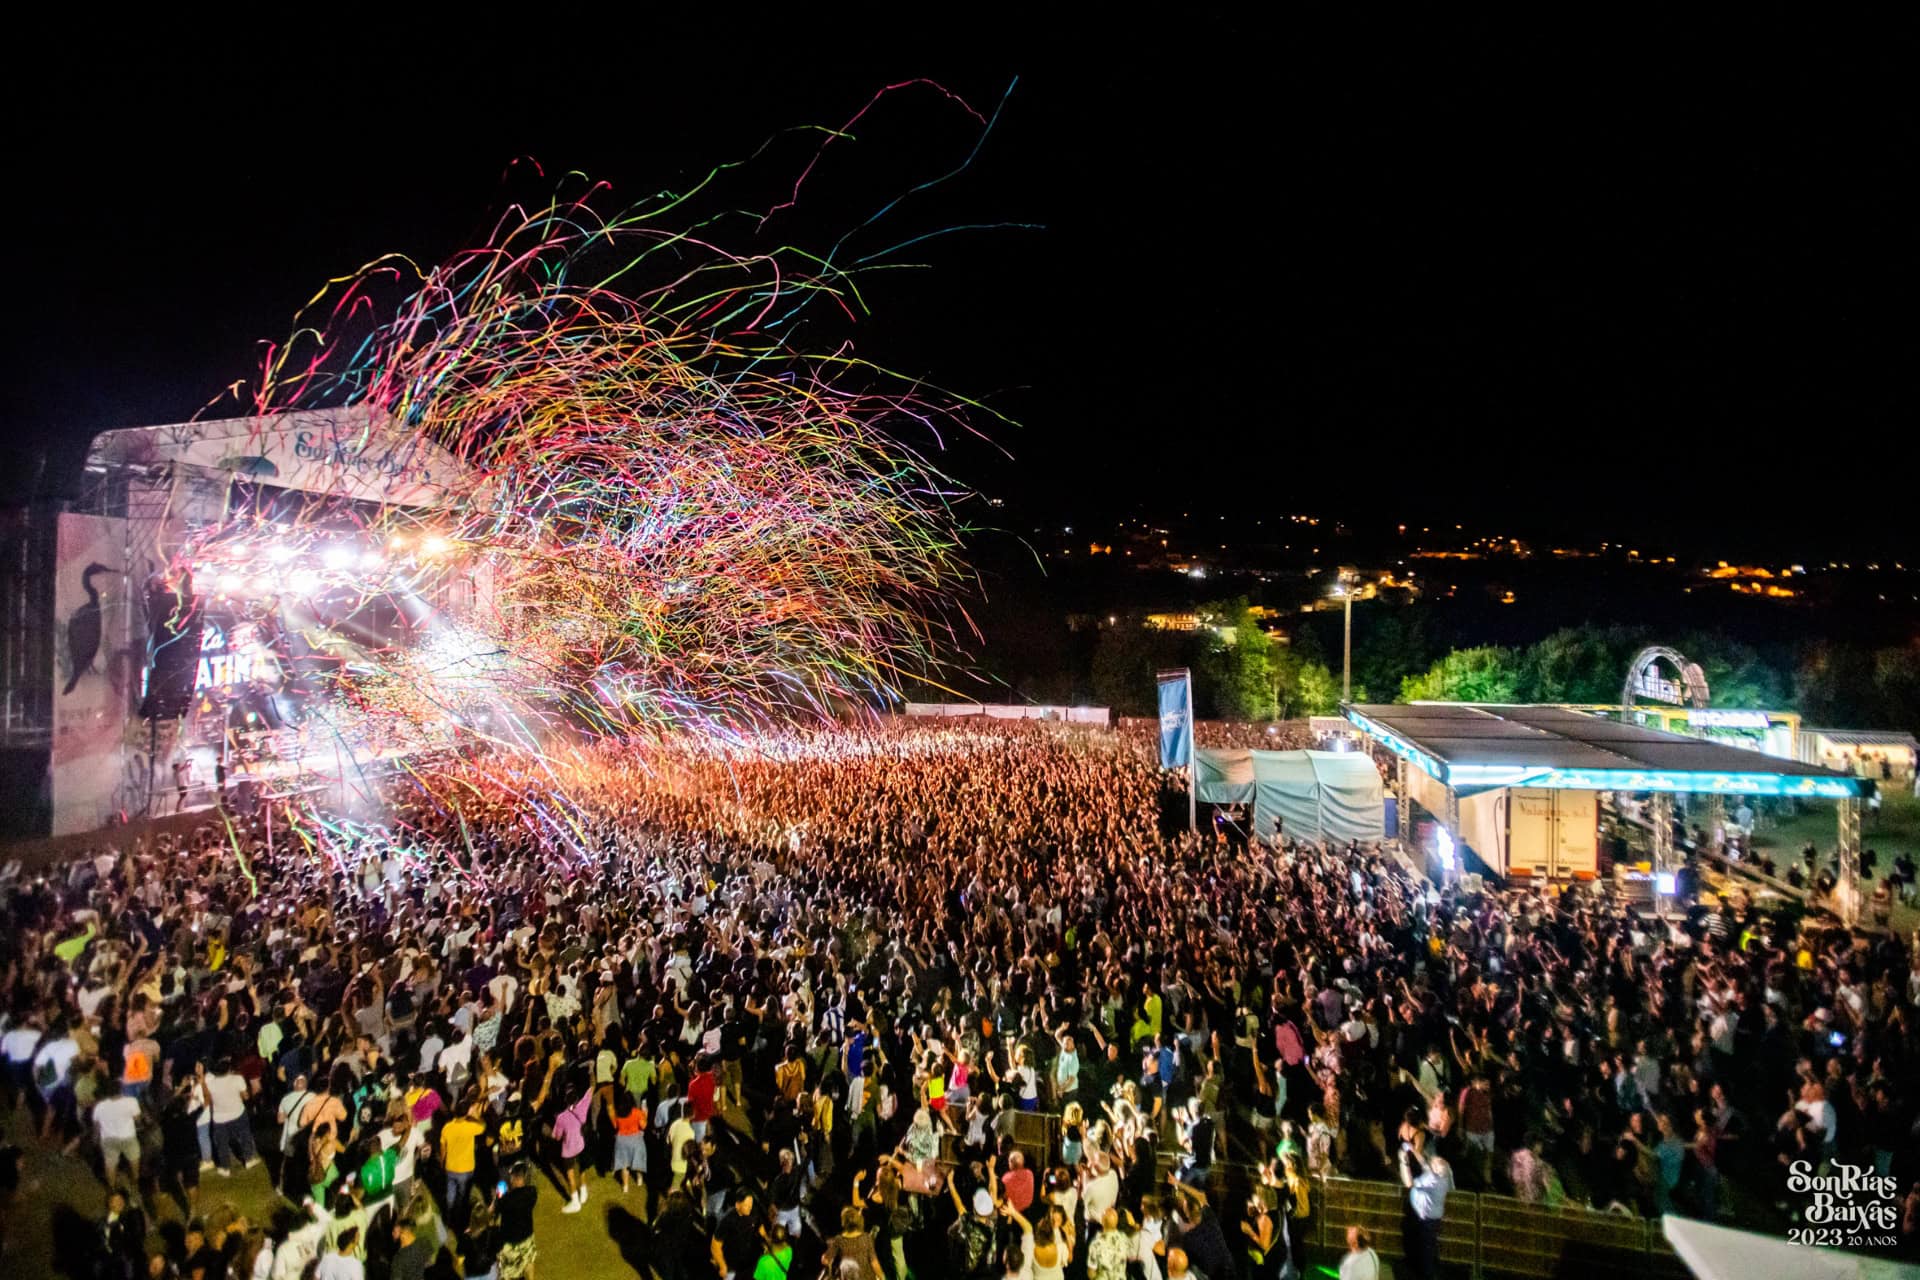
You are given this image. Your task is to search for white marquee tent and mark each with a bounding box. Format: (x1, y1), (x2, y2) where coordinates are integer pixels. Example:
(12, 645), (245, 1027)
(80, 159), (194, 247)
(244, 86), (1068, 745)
(1662, 1216), (1908, 1280)
(1193, 748), (1386, 843)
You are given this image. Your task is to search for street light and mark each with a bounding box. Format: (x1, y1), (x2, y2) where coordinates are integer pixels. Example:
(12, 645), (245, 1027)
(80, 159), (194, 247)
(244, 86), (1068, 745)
(1330, 569), (1355, 703)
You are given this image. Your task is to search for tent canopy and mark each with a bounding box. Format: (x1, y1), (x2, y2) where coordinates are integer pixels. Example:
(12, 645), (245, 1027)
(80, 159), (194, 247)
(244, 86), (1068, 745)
(1661, 1215), (1899, 1280)
(1345, 703), (1869, 798)
(1194, 748), (1385, 844)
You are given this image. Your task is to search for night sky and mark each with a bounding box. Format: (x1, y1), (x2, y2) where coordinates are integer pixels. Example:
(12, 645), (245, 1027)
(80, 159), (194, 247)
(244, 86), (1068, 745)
(4, 17), (1910, 558)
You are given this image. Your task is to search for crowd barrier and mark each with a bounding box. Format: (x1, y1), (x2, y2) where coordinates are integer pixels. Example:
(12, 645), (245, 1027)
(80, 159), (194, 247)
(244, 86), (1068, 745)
(939, 1115), (1690, 1279)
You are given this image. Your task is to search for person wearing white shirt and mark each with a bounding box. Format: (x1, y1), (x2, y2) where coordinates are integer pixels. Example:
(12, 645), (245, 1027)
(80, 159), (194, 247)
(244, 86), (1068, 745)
(314, 1229), (365, 1280)
(33, 1026), (82, 1137)
(487, 971), (520, 1015)
(2, 1018), (42, 1094)
(1794, 1081), (1838, 1154)
(437, 1030), (474, 1096)
(846, 1068), (867, 1121)
(32, 1032), (80, 1090)
(93, 1078), (144, 1192)
(1080, 1154), (1120, 1227)
(1136, 1206), (1165, 1280)
(1401, 1144), (1452, 1280)
(1708, 1007), (1736, 1057)
(416, 1029), (446, 1076)
(381, 1115), (428, 1205)
(449, 998), (476, 1037)
(78, 981), (115, 1021)
(1339, 1225), (1382, 1280)
(270, 1206), (330, 1280)
(667, 1106), (696, 1190)
(204, 1060), (258, 1172)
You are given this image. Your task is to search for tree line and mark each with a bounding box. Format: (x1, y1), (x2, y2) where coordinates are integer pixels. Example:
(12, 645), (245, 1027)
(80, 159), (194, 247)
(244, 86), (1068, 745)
(1089, 601), (1920, 730)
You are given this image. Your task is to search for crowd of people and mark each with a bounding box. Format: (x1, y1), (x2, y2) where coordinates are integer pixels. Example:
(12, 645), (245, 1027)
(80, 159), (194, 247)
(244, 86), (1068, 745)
(2, 719), (1918, 1280)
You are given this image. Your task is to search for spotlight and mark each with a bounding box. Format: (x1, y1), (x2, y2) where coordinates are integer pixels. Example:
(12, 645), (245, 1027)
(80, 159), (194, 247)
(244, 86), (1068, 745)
(289, 568), (320, 595)
(218, 573), (244, 595)
(268, 545), (297, 565)
(359, 549), (385, 570)
(322, 546), (353, 571)
(422, 535), (451, 556)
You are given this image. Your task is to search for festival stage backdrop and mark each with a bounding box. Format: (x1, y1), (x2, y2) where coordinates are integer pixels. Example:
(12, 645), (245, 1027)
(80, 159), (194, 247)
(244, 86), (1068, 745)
(50, 513), (142, 832)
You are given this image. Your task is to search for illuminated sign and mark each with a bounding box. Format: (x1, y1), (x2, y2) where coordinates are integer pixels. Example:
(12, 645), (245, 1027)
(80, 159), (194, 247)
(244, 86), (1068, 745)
(1634, 662), (1685, 705)
(1489, 767), (1863, 799)
(194, 621), (260, 691)
(1446, 761), (1864, 797)
(196, 652), (254, 690)
(1687, 709), (1771, 729)
(1622, 645), (1710, 710)
(293, 430), (435, 487)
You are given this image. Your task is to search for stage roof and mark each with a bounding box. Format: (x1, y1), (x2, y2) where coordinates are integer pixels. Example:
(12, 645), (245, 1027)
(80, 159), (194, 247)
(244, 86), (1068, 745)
(1344, 703), (1871, 799)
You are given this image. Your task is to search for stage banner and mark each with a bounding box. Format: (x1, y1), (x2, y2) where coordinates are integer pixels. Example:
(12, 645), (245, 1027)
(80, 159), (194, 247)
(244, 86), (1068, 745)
(1156, 670), (1192, 770)
(51, 513), (142, 834)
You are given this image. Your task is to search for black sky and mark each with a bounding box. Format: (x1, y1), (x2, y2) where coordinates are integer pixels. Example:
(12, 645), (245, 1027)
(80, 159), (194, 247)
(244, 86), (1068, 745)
(3, 14), (1912, 558)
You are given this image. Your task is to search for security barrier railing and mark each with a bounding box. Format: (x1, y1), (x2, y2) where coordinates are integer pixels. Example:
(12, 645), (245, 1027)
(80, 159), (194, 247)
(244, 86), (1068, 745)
(938, 1116), (1692, 1279)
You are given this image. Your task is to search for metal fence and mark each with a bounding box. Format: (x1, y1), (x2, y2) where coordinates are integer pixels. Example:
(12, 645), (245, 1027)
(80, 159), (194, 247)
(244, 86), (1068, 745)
(1308, 1179), (1688, 1279)
(941, 1117), (1691, 1279)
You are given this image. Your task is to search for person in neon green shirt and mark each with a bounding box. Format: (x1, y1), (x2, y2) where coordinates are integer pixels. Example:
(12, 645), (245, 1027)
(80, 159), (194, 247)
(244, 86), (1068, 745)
(53, 923), (95, 965)
(1129, 986), (1162, 1050)
(620, 1050), (656, 1105)
(752, 1228), (795, 1280)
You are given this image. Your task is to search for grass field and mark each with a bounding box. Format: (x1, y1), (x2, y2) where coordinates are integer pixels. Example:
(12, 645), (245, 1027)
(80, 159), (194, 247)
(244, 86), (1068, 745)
(1749, 785), (1920, 870)
(2, 1102), (664, 1278)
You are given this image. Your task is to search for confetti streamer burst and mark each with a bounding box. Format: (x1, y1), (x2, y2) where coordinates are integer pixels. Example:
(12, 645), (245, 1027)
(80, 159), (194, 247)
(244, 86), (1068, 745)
(210, 85), (1018, 740)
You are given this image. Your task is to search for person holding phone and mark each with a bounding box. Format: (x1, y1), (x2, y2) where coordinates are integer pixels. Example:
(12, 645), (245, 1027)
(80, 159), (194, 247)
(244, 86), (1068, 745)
(496, 1163), (538, 1280)
(455, 1201), (501, 1280)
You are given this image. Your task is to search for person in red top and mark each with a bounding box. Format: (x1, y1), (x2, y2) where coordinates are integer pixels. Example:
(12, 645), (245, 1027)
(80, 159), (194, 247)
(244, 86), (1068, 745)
(687, 1058), (717, 1139)
(999, 1149), (1035, 1212)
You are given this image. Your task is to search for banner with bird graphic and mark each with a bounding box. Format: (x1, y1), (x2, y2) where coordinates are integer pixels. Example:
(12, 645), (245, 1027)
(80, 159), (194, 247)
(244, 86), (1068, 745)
(51, 513), (139, 834)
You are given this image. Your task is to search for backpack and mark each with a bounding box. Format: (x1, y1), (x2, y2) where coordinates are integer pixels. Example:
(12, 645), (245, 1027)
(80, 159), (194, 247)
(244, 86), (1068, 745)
(34, 1055), (58, 1093)
(947, 1215), (992, 1278)
(280, 1090), (313, 1154)
(360, 1145), (398, 1198)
